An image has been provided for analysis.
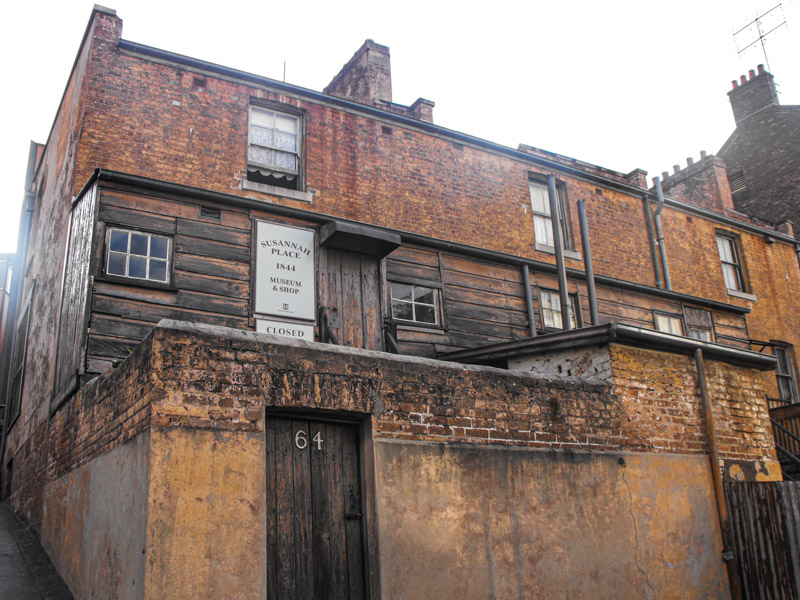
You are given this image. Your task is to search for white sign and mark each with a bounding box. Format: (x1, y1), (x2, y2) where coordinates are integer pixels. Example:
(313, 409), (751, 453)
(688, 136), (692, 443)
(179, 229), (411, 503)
(255, 221), (315, 321)
(256, 319), (315, 340)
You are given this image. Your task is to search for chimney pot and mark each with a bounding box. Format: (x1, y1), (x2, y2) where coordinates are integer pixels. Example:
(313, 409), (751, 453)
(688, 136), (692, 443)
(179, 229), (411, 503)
(687, 157), (694, 166)
(731, 80), (738, 89)
(749, 69), (756, 80)
(740, 75), (747, 85)
(700, 150), (707, 158)
(673, 165), (681, 174)
(662, 171), (669, 180)
(757, 64), (765, 74)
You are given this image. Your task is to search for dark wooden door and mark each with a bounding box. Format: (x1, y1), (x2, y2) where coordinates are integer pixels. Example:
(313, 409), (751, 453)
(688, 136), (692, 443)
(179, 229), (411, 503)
(318, 247), (382, 350)
(266, 416), (367, 600)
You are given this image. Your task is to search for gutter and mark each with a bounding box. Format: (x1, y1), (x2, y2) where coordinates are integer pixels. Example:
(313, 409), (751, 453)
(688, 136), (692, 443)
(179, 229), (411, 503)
(93, 169), (752, 316)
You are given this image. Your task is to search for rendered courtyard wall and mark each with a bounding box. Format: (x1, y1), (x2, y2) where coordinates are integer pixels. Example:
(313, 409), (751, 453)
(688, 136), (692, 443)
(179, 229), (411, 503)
(37, 321), (778, 598)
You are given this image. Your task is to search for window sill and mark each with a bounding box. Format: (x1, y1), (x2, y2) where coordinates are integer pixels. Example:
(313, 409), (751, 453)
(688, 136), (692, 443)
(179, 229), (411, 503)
(394, 322), (446, 335)
(727, 289), (757, 302)
(242, 179), (314, 203)
(534, 243), (581, 261)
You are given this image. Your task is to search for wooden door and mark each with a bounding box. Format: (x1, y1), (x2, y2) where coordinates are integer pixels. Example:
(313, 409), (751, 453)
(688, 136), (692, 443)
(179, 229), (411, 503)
(318, 247), (382, 350)
(266, 416), (367, 600)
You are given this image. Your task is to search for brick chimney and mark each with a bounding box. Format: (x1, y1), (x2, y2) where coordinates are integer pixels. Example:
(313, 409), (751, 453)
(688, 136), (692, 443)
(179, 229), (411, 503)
(324, 40), (393, 106)
(728, 64), (778, 125)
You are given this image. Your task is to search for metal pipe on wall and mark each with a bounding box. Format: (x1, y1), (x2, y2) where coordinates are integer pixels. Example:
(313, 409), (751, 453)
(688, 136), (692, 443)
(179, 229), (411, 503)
(642, 196), (663, 288)
(577, 200), (599, 326)
(521, 264), (537, 337)
(547, 175), (572, 330)
(694, 349), (743, 600)
(653, 177), (672, 290)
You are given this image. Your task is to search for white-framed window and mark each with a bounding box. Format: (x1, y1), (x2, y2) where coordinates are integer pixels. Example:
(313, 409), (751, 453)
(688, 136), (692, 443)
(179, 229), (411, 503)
(716, 234), (746, 292)
(654, 313), (683, 335)
(248, 106), (301, 189)
(106, 228), (171, 283)
(774, 344), (798, 403)
(540, 289), (578, 330)
(529, 180), (570, 249)
(390, 282), (438, 325)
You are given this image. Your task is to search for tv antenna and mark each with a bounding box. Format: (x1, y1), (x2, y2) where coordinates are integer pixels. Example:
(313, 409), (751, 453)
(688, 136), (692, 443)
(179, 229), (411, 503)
(733, 3), (787, 73)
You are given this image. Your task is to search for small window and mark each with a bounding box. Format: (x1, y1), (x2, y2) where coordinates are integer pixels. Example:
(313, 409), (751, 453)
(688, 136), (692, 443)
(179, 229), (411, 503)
(685, 307), (713, 342)
(530, 179), (571, 249)
(106, 229), (171, 283)
(390, 282), (438, 325)
(540, 289), (579, 330)
(654, 313), (683, 335)
(716, 234), (746, 292)
(774, 344), (798, 403)
(248, 105), (302, 190)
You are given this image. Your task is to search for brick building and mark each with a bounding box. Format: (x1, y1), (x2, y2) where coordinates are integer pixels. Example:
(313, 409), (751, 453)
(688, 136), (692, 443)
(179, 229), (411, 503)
(1, 7), (799, 598)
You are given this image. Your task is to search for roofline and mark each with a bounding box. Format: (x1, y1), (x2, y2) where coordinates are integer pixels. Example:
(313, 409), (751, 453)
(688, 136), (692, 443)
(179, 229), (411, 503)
(89, 168), (751, 316)
(439, 322), (776, 371)
(117, 39), (799, 247)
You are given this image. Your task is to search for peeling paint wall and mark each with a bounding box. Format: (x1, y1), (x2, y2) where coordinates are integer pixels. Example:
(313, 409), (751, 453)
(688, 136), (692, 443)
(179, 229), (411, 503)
(375, 440), (729, 599)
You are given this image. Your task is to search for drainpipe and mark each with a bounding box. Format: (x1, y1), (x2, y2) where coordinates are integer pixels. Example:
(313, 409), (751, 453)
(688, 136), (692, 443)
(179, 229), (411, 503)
(577, 200), (599, 326)
(642, 196), (663, 288)
(521, 264), (537, 337)
(652, 177), (672, 290)
(547, 175), (571, 330)
(694, 349), (743, 600)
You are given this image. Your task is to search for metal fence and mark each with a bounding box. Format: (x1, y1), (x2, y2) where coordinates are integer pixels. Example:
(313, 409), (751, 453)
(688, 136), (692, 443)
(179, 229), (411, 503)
(725, 481), (800, 599)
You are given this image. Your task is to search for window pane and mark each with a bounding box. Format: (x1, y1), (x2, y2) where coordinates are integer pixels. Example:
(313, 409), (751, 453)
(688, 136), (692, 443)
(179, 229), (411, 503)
(274, 131), (297, 152)
(275, 115), (297, 133)
(690, 328), (711, 342)
(129, 256), (147, 278)
(273, 151), (296, 170)
(415, 304), (436, 324)
(529, 183), (550, 215)
(249, 146), (273, 165)
(108, 252), (127, 276)
(534, 215), (553, 247)
(149, 259), (168, 282)
(777, 376), (793, 400)
(130, 234), (148, 256)
(391, 300), (413, 321)
(150, 237), (169, 259)
(414, 287), (435, 305)
(717, 236), (733, 262)
(775, 348), (790, 374)
(250, 126), (274, 148)
(722, 264), (740, 291)
(250, 108), (274, 128)
(391, 283), (413, 302)
(109, 230), (129, 252)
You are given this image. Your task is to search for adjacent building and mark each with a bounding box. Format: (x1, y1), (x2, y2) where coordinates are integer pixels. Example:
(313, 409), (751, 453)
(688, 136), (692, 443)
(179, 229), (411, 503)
(1, 7), (798, 598)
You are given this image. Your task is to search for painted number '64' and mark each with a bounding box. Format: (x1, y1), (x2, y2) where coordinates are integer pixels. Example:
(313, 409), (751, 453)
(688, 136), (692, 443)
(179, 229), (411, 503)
(295, 429), (324, 450)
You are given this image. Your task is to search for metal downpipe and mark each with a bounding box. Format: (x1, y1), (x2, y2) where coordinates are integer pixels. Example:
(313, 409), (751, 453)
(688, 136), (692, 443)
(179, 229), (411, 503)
(653, 177), (672, 290)
(642, 196), (663, 288)
(577, 200), (599, 326)
(547, 175), (572, 330)
(522, 264), (537, 337)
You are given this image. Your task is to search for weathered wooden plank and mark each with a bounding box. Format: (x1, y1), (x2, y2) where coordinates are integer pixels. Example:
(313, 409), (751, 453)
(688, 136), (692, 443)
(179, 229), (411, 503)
(385, 260), (441, 283)
(176, 218), (250, 247)
(327, 424), (348, 598)
(87, 334), (142, 360)
(443, 269), (524, 296)
(444, 285), (527, 311)
(442, 253), (523, 284)
(292, 418), (313, 599)
(384, 245), (441, 267)
(92, 295), (248, 329)
(341, 251), (364, 349)
(265, 418), (278, 600)
(311, 422), (333, 599)
(94, 281), (178, 306)
(361, 255), (383, 351)
(446, 315), (526, 339)
(173, 271), (248, 299)
(445, 300), (529, 327)
(176, 290), (249, 317)
(98, 203), (176, 234)
(174, 253), (250, 281)
(274, 418), (296, 599)
(176, 236), (251, 263)
(342, 424), (365, 600)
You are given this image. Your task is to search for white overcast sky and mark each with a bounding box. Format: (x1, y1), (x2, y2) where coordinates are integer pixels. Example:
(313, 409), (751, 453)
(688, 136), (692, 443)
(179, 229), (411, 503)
(1, 0), (798, 253)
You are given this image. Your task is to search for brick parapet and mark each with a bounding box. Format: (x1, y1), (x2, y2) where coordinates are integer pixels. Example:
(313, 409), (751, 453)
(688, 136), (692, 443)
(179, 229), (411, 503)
(44, 321), (778, 484)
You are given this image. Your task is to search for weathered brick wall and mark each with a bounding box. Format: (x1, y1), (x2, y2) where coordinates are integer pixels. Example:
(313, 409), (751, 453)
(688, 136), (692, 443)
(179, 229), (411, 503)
(609, 345), (776, 463)
(45, 321), (778, 484)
